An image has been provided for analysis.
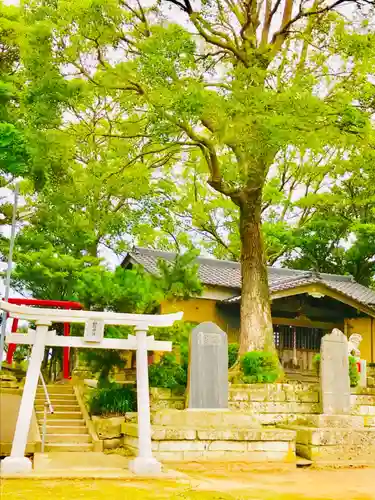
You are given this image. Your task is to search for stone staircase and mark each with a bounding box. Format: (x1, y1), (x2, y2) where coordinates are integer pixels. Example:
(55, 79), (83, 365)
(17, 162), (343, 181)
(35, 383), (94, 452)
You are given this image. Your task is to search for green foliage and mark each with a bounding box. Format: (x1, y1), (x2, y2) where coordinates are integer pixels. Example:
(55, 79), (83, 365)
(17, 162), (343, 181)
(6, 0), (375, 356)
(88, 385), (137, 416)
(0, 123), (28, 175)
(240, 351), (279, 384)
(12, 345), (30, 364)
(283, 151), (375, 286)
(83, 347), (126, 388)
(151, 321), (196, 370)
(149, 353), (187, 390)
(313, 353), (321, 372)
(157, 249), (203, 300)
(349, 356), (360, 388)
(313, 354), (360, 387)
(228, 343), (239, 369)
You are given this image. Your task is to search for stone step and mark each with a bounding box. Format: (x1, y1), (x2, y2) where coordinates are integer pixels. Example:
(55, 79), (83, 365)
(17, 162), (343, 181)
(36, 385), (74, 394)
(35, 395), (77, 403)
(352, 405), (375, 416)
(42, 419), (86, 427)
(43, 425), (88, 434)
(151, 409), (261, 428)
(43, 443), (94, 452)
(35, 403), (80, 412)
(351, 395), (375, 406)
(352, 387), (375, 396)
(255, 413), (318, 426)
(43, 433), (91, 444)
(36, 411), (83, 420)
(294, 426), (375, 463)
(229, 385), (319, 403)
(229, 401), (320, 414)
(364, 416), (375, 427)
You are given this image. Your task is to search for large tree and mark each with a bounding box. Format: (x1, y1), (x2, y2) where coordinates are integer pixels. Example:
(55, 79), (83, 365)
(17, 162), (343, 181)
(20, 0), (375, 353)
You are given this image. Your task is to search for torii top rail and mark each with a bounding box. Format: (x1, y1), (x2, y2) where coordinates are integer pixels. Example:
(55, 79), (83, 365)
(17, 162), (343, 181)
(2, 300), (182, 327)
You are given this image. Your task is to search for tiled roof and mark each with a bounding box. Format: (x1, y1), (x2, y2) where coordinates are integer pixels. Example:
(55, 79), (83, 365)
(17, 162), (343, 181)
(123, 247), (375, 311)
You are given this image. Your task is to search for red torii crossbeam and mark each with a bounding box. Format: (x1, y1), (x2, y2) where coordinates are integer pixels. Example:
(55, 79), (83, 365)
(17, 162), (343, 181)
(5, 298), (84, 379)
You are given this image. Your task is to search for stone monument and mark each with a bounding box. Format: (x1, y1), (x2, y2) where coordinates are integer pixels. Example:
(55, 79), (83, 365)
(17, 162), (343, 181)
(188, 321), (228, 409)
(320, 328), (351, 415)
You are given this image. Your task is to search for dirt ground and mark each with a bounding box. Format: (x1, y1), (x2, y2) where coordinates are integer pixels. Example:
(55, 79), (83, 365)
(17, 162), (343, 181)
(1, 465), (375, 500)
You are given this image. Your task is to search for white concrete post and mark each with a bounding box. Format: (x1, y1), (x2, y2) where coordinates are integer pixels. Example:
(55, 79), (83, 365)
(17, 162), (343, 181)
(1, 321), (51, 474)
(129, 329), (161, 475)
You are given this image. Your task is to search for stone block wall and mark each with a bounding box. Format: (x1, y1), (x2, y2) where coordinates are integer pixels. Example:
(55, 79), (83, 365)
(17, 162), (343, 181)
(122, 421), (296, 462)
(367, 365), (375, 387)
(92, 413), (136, 450)
(229, 383), (321, 425)
(150, 387), (185, 411)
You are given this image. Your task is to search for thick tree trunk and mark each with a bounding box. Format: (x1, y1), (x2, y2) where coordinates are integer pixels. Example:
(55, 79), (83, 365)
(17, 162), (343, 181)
(239, 190), (275, 355)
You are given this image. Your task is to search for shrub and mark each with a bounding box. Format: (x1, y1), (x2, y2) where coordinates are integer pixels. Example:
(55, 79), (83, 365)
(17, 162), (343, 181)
(348, 356), (360, 387)
(228, 343), (239, 369)
(313, 353), (321, 372)
(240, 351), (279, 383)
(149, 353), (187, 389)
(89, 385), (137, 416)
(313, 353), (359, 387)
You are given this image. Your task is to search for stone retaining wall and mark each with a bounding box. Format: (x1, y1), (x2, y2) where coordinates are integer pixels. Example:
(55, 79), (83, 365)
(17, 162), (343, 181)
(90, 384), (375, 453)
(122, 410), (296, 462)
(92, 413), (136, 449)
(229, 383), (321, 425)
(150, 388), (185, 411)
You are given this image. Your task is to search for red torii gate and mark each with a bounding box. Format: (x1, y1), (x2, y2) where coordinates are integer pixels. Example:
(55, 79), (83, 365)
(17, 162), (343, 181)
(5, 298), (84, 379)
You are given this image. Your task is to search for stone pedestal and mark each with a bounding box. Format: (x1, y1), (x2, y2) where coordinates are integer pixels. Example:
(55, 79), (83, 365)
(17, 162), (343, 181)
(305, 414), (364, 429)
(129, 456), (162, 475)
(284, 414), (375, 464)
(282, 329), (375, 464)
(1, 456), (32, 474)
(123, 409), (296, 463)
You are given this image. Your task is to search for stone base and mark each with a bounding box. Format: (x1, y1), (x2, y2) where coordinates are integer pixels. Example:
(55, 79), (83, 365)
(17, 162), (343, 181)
(129, 456), (162, 475)
(283, 416), (375, 464)
(1, 456), (32, 474)
(123, 422), (296, 463)
(305, 414), (364, 428)
(151, 409), (261, 428)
